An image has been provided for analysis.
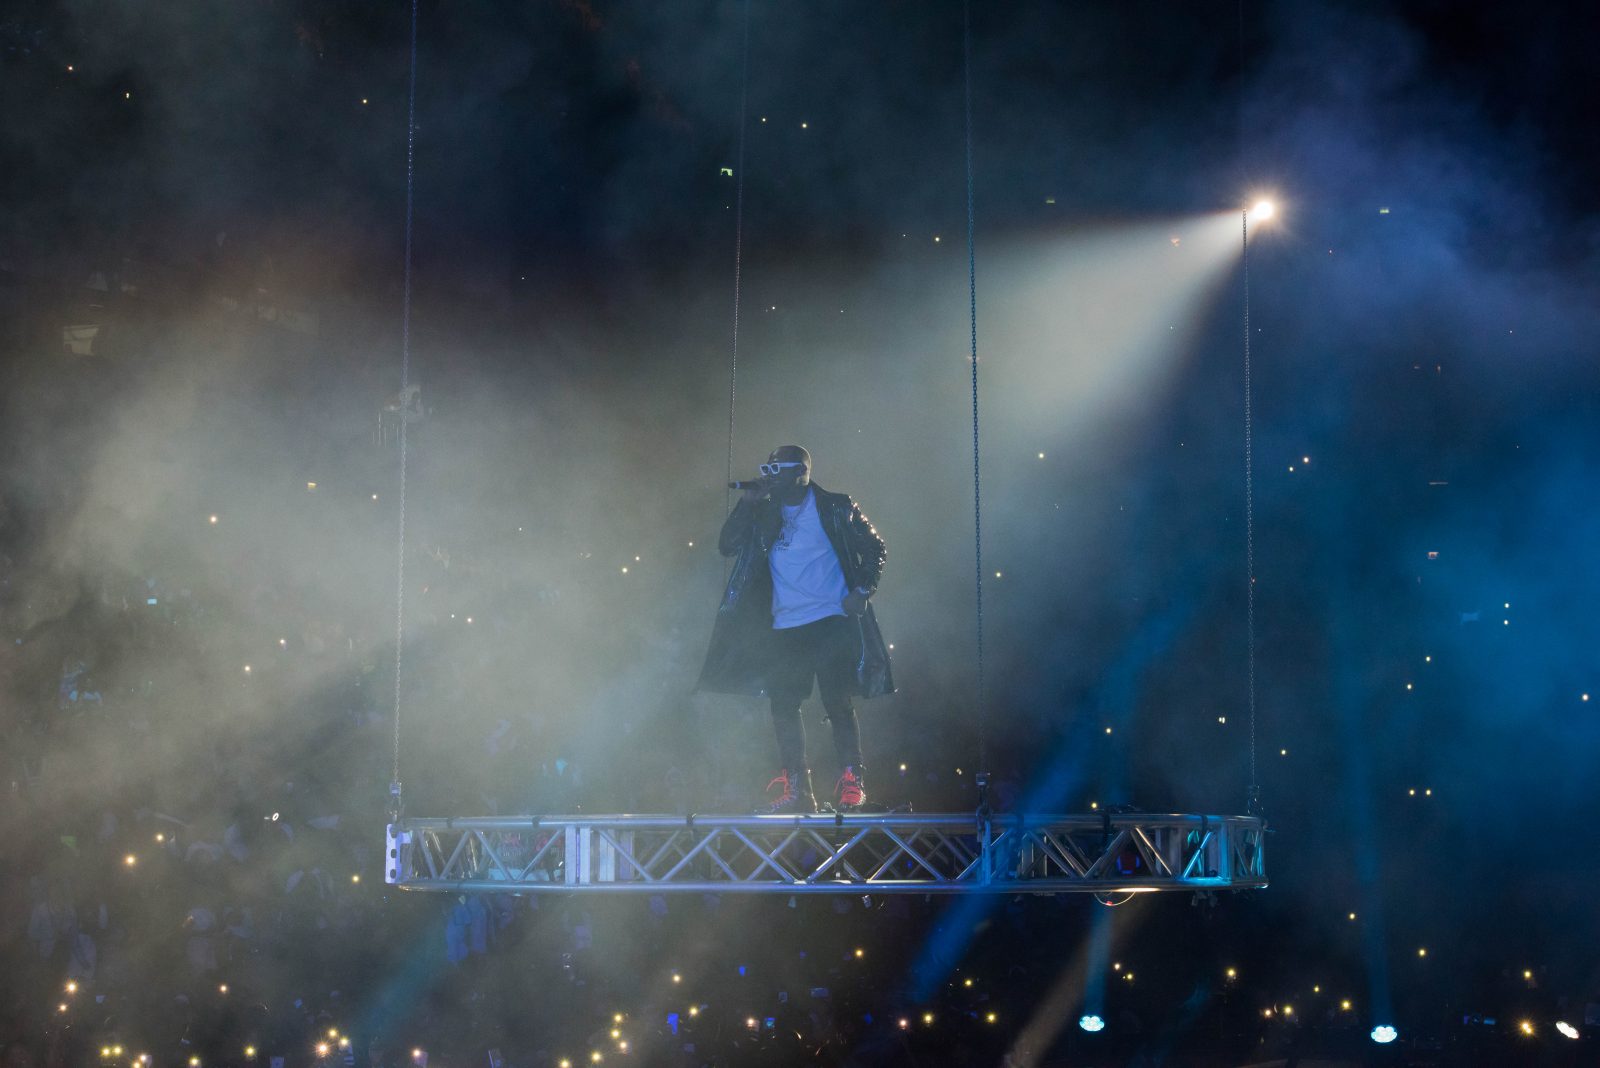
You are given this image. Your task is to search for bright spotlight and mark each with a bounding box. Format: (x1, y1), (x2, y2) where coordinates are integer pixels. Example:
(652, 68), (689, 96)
(1370, 1024), (1398, 1044)
(1250, 200), (1275, 222)
(1556, 1021), (1579, 1040)
(1078, 1014), (1105, 1033)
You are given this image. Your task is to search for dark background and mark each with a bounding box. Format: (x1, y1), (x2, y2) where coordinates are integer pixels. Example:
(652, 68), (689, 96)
(2, 1), (1598, 1065)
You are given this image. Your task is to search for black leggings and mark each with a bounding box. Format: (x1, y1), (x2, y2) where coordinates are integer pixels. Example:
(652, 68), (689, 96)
(766, 615), (864, 772)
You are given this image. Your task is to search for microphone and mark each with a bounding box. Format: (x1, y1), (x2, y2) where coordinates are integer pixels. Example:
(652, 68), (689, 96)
(728, 479), (770, 491)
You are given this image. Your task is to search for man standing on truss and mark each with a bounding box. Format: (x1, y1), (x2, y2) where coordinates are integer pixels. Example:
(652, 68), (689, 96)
(698, 445), (893, 814)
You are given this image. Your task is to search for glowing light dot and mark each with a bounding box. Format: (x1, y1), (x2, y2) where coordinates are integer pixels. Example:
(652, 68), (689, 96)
(634, 555), (641, 562)
(671, 973), (681, 983)
(800, 121), (808, 128)
(898, 1018), (909, 1030)
(1417, 947), (1427, 957)
(1583, 694), (1590, 702)
(1284, 1005), (1294, 1016)
(922, 1013), (935, 1025)
(328, 1030), (338, 1040)
(1090, 801), (1098, 810)
(687, 541), (694, 547)
(1112, 962), (1122, 971)
(68, 65), (75, 72)
(245, 1048), (256, 1058)
(219, 984), (228, 994)
(351, 874), (360, 883)
(1038, 452), (1045, 459)
(1280, 748), (1288, 756)
(1302, 456), (1310, 463)
(613, 1014), (624, 1023)
(1519, 1020), (1534, 1036)
(994, 570), (1001, 578)
(361, 98), (369, 105)
(372, 494), (378, 500)
(899, 763), (907, 771)
(1225, 967), (1237, 979)
(934, 235), (942, 243)
(466, 617), (472, 624)
(66, 981), (78, 993)
(1251, 200), (1275, 220)
(1313, 985), (1321, 993)
(610, 1029), (620, 1039)
(307, 482), (317, 490)
(688, 1006), (699, 1017)
(1104, 726), (1112, 734)
(746, 1018), (757, 1028)
(1348, 912), (1357, 921)
(1557, 1021), (1579, 1039)
(1425, 655), (1431, 662)
(985, 1012), (997, 1023)
(1406, 683), (1413, 690)
(243, 664), (251, 673)
(124, 854), (136, 866)
(191, 1058), (201, 1066)
(620, 567), (628, 574)
(1341, 999), (1352, 1011)
(618, 1042), (627, 1052)
(124, 91), (130, 99)
(1523, 969), (1533, 979)
(278, 639), (287, 647)
(316, 1045), (329, 1057)
(1218, 715), (1227, 723)
(58, 1003), (68, 1013)
(1425, 788), (1432, 796)
(854, 947), (864, 958)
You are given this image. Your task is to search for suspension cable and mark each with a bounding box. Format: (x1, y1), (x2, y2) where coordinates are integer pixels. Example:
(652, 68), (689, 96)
(725, 0), (751, 512)
(389, 0), (419, 821)
(963, 0), (987, 790)
(1242, 209), (1260, 816)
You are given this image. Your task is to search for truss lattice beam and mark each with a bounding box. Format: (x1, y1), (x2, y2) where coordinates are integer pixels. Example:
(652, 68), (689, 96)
(385, 812), (1266, 895)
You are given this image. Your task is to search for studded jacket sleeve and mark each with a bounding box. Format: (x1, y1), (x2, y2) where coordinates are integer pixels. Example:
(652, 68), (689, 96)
(847, 500), (887, 593)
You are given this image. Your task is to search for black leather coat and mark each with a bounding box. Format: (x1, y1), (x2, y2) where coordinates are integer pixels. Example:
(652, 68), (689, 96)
(696, 483), (894, 699)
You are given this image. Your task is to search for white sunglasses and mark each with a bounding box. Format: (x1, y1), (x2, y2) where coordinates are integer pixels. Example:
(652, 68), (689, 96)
(759, 461), (805, 477)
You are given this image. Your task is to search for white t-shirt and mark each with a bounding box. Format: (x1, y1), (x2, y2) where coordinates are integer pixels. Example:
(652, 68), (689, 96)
(769, 490), (849, 629)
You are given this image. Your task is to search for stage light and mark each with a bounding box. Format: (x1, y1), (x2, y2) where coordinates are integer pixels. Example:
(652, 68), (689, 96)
(1225, 967), (1237, 979)
(898, 1018), (909, 1030)
(1348, 912), (1357, 921)
(854, 947), (864, 958)
(218, 984), (229, 994)
(190, 1058), (201, 1066)
(963, 977), (973, 987)
(124, 854), (137, 866)
(1079, 1014), (1105, 1033)
(613, 1013), (624, 1023)
(1519, 1020), (1535, 1036)
(1557, 1021), (1579, 1039)
(609, 1029), (620, 1039)
(985, 1012), (997, 1023)
(209, 515), (218, 524)
(1371, 1025), (1398, 1044)
(65, 981), (77, 993)
(922, 1012), (935, 1025)
(1341, 999), (1353, 1011)
(1250, 200), (1275, 222)
(1417, 947), (1427, 958)
(244, 1048), (256, 1059)
(671, 973), (681, 984)
(316, 1044), (329, 1057)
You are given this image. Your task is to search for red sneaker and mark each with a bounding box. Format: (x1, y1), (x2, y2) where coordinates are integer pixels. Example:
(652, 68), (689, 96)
(758, 769), (817, 814)
(834, 766), (867, 811)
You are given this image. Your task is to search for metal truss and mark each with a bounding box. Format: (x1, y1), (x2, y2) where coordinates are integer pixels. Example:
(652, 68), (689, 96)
(385, 812), (1265, 895)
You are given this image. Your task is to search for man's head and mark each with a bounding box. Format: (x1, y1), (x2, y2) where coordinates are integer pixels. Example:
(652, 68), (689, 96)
(765, 444), (811, 503)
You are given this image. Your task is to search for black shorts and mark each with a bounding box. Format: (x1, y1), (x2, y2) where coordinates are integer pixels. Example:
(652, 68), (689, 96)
(766, 614), (858, 708)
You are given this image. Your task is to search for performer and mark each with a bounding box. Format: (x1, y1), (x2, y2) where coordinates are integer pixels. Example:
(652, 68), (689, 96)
(698, 445), (893, 813)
